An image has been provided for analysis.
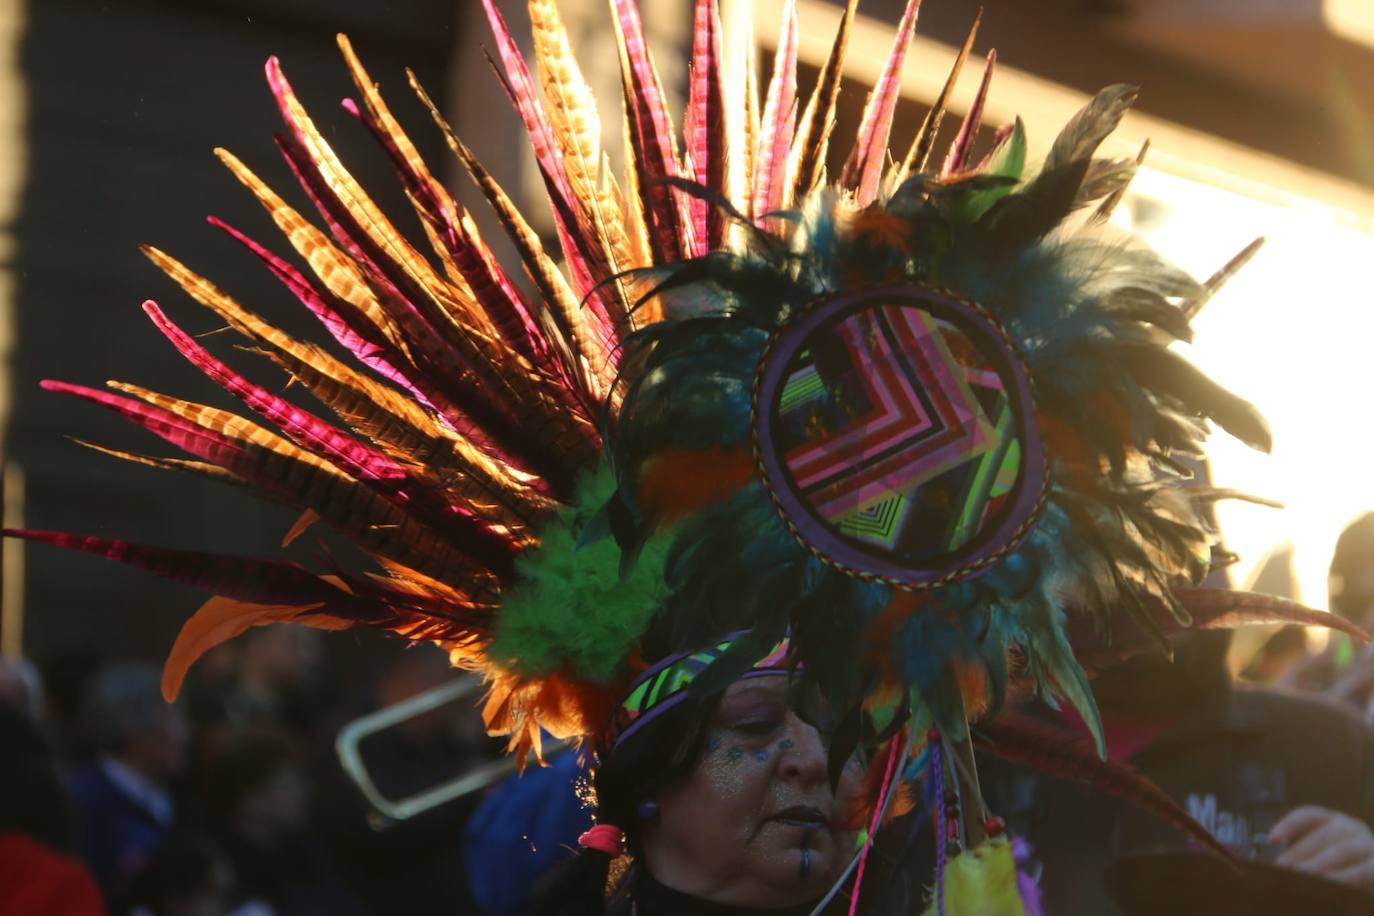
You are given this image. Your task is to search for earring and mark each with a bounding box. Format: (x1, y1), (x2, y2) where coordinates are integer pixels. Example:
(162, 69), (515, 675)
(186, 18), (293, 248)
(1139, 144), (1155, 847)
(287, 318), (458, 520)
(637, 798), (659, 820)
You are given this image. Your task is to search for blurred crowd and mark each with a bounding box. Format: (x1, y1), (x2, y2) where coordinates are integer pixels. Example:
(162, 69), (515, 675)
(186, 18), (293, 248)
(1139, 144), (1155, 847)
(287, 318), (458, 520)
(1243, 512), (1374, 701)
(0, 625), (562, 916)
(6, 511), (1374, 916)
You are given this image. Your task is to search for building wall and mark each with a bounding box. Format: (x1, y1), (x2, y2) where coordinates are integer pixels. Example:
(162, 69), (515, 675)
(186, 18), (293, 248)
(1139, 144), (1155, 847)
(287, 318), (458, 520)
(5, 0), (457, 659)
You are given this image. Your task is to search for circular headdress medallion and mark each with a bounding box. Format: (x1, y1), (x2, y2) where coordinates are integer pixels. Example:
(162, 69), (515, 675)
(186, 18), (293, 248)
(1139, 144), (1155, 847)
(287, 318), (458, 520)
(753, 286), (1047, 588)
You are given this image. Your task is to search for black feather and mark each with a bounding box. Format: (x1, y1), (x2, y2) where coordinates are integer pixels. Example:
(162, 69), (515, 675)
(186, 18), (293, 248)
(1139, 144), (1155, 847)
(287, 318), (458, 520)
(1118, 343), (1272, 452)
(978, 85), (1138, 254)
(1095, 287), (1193, 341)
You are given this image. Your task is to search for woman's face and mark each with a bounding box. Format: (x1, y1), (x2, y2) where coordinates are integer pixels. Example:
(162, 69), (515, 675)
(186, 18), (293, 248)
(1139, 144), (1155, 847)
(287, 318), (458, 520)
(641, 676), (865, 908)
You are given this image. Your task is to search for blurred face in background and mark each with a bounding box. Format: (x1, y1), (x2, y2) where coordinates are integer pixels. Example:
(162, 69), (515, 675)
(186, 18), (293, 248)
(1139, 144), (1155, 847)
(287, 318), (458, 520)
(237, 760), (309, 841)
(127, 701), (190, 783)
(246, 625), (323, 689)
(0, 657), (42, 720)
(642, 676), (864, 908)
(160, 857), (234, 916)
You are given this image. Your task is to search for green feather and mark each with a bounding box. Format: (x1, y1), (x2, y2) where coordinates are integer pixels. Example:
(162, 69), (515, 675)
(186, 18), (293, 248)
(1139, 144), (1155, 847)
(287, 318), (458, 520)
(949, 116), (1026, 223)
(488, 466), (671, 683)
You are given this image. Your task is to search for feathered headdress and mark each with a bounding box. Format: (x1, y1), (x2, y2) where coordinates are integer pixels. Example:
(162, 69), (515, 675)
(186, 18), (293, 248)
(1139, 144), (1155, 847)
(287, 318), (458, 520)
(10, 0), (1362, 835)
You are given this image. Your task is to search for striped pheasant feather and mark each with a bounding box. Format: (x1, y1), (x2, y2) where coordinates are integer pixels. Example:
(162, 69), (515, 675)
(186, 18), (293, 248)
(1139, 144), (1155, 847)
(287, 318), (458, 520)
(840, 0), (921, 205)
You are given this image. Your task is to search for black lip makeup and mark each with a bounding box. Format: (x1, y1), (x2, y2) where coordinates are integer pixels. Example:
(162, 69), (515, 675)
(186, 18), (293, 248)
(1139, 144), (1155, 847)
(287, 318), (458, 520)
(771, 805), (827, 827)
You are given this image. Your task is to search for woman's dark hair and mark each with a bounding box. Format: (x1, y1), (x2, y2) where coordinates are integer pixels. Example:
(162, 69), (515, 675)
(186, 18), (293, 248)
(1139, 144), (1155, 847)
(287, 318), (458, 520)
(530, 691), (716, 916)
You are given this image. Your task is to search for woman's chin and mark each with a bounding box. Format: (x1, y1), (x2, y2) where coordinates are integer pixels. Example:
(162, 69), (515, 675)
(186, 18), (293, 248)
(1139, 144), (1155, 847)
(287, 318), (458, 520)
(749, 827), (846, 897)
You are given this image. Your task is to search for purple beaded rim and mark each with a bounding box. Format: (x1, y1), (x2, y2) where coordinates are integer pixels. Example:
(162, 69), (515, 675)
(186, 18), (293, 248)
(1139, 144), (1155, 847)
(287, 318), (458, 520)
(752, 285), (1048, 590)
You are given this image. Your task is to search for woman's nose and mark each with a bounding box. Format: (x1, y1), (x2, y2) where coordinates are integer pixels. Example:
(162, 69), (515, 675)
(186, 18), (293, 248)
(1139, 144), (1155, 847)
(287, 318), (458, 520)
(776, 711), (828, 782)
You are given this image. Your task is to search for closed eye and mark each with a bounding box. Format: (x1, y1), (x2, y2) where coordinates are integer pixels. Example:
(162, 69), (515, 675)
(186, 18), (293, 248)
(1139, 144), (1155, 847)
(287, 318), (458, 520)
(731, 717), (784, 736)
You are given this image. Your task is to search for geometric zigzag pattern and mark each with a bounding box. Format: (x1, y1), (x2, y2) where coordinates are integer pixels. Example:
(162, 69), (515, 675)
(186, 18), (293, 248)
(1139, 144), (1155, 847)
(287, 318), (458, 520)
(604, 636), (793, 750)
(777, 303), (1021, 558)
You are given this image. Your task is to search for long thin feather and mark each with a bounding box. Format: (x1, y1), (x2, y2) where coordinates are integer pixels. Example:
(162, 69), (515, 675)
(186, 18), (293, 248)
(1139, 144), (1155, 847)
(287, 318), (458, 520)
(333, 48), (573, 391)
(479, 0), (576, 207)
(1090, 139), (1149, 225)
(143, 243), (537, 486)
(71, 438), (249, 489)
(336, 35), (463, 240)
(732, 1), (761, 222)
(940, 49), (995, 176)
(478, 0), (619, 328)
(526, 0), (632, 294)
(252, 133), (599, 488)
(685, 0), (727, 253)
(896, 8), (981, 178)
(788, 0), (858, 198)
(256, 341), (556, 529)
(1118, 343), (1272, 452)
(612, 0), (690, 264)
(753, 0), (798, 221)
(840, 0), (920, 205)
(61, 377), (494, 583)
(142, 301), (409, 486)
(1183, 237), (1265, 320)
(2, 528), (358, 607)
(213, 149), (421, 360)
(526, 0), (604, 228)
(127, 340), (535, 561)
(1173, 588), (1371, 640)
(406, 78), (615, 403)
(976, 714), (1240, 867)
(265, 58), (470, 330)
(205, 217), (426, 405)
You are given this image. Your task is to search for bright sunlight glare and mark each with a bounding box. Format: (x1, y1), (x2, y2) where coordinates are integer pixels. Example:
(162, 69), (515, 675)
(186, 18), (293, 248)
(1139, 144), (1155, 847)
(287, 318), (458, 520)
(1120, 167), (1374, 613)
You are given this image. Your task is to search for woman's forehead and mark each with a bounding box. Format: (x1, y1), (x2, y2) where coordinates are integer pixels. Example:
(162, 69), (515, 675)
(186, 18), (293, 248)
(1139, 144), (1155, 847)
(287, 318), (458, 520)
(721, 676), (789, 702)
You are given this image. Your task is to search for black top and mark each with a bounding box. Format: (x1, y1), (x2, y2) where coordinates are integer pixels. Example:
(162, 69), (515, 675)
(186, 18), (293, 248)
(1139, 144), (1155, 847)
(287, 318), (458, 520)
(612, 866), (827, 916)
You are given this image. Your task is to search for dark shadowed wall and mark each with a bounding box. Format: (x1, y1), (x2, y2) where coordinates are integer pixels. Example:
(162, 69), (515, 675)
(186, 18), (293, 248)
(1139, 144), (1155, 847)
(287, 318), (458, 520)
(7, 0), (458, 660)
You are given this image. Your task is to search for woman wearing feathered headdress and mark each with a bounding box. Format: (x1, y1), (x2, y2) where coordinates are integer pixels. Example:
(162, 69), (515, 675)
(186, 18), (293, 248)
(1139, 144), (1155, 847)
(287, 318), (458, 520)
(10, 0), (1366, 912)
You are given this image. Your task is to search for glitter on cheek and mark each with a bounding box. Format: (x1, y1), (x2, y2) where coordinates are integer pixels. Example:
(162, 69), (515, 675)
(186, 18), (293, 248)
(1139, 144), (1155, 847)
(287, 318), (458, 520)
(753, 750), (770, 762)
(727, 747), (743, 762)
(778, 739), (794, 751)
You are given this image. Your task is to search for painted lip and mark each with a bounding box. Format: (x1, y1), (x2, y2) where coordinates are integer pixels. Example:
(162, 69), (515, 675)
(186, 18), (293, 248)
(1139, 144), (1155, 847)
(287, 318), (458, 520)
(767, 805), (827, 827)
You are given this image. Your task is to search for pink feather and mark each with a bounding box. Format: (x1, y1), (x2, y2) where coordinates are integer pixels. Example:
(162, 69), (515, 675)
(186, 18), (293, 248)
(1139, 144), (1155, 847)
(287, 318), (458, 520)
(941, 49), (996, 176)
(484, 58), (621, 343)
(267, 132), (543, 460)
(339, 84), (566, 380)
(207, 216), (426, 403)
(842, 0), (921, 205)
(478, 0), (576, 207)
(42, 380), (252, 471)
(685, 0), (726, 253)
(612, 0), (690, 264)
(149, 300), (528, 555)
(475, 8), (619, 336)
(141, 301), (408, 485)
(2, 528), (355, 606)
(753, 0), (799, 221)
